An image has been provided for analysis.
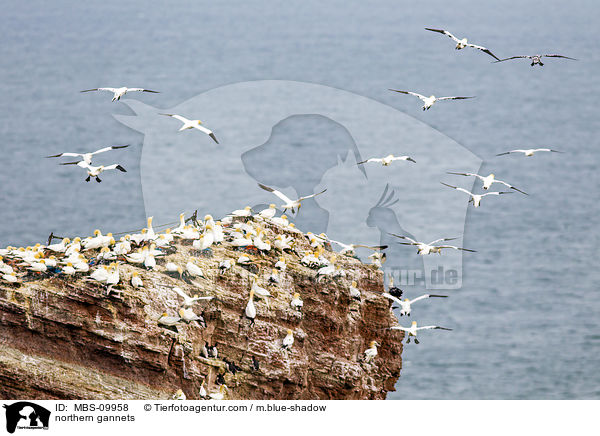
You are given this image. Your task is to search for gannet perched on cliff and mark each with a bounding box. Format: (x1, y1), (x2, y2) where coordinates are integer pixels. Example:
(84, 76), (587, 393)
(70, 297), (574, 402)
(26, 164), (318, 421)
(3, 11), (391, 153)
(258, 183), (327, 214)
(160, 113), (219, 143)
(496, 148), (564, 157)
(178, 307), (205, 325)
(257, 204), (277, 219)
(447, 172), (528, 195)
(158, 312), (181, 327)
(441, 182), (513, 208)
(245, 289), (256, 325)
(63, 161), (127, 183)
(131, 271), (143, 288)
(171, 389), (186, 400)
(46, 145), (130, 165)
(389, 89), (475, 110)
(209, 384), (228, 400)
(274, 256), (287, 271)
(251, 278), (271, 308)
(493, 54), (576, 66)
(229, 206), (253, 218)
(186, 258), (205, 278)
(290, 293), (303, 311)
(424, 28), (501, 60)
(390, 233), (476, 255)
(81, 87), (159, 101)
(364, 341), (379, 363)
(349, 281), (361, 301)
(383, 293), (448, 316)
(389, 321), (452, 344)
(282, 329), (294, 350)
(357, 154), (416, 166)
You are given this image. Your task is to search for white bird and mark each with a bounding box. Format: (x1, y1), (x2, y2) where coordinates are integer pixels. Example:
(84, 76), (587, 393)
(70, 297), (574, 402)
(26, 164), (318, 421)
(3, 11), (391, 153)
(178, 307), (205, 324)
(131, 271), (143, 288)
(389, 321), (452, 344)
(496, 148), (564, 157)
(424, 28), (501, 60)
(46, 145), (130, 165)
(80, 87), (159, 101)
(63, 161), (126, 183)
(251, 278), (271, 307)
(186, 258), (205, 278)
(389, 233), (476, 255)
(493, 54), (576, 67)
(61, 262), (77, 276)
(173, 287), (213, 308)
(364, 341), (379, 363)
(46, 238), (70, 253)
(328, 239), (387, 256)
(199, 381), (207, 399)
(2, 272), (19, 283)
(441, 182), (513, 208)
(218, 259), (232, 274)
(349, 280), (361, 301)
(258, 183), (327, 214)
(245, 289), (256, 324)
(389, 89), (475, 110)
(257, 204), (277, 219)
(357, 154), (416, 165)
(160, 113), (219, 144)
(158, 312), (181, 327)
(274, 256), (287, 271)
(282, 329), (294, 350)
(209, 385), (228, 400)
(447, 172), (528, 195)
(383, 292), (448, 317)
(171, 389), (186, 400)
(290, 292), (303, 311)
(229, 206), (253, 218)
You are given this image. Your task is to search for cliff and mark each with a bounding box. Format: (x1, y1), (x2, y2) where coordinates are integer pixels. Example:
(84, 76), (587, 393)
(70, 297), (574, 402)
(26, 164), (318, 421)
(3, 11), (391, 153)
(0, 218), (403, 400)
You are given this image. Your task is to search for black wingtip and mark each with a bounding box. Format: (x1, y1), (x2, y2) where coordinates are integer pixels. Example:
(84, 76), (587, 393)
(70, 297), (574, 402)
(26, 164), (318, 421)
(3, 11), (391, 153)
(209, 133), (219, 144)
(116, 165), (127, 172)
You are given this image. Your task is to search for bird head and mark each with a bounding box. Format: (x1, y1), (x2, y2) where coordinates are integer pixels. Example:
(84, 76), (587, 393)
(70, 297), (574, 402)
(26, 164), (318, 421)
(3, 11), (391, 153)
(369, 340), (379, 348)
(147, 216), (153, 226)
(197, 120), (203, 125)
(411, 321), (417, 326)
(351, 280), (357, 287)
(204, 214), (213, 221)
(286, 329), (293, 335)
(293, 292), (301, 299)
(94, 229), (101, 236)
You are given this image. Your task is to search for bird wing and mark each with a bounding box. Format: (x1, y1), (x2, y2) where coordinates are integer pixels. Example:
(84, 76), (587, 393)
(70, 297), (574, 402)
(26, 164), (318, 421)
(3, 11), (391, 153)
(481, 191), (512, 197)
(258, 183), (294, 204)
(437, 245), (477, 252)
(127, 88), (160, 93)
(62, 161), (90, 169)
(173, 287), (191, 300)
(357, 158), (382, 164)
(298, 188), (327, 201)
(493, 56), (529, 63)
(388, 325), (410, 332)
(447, 171), (480, 179)
(91, 145), (130, 155)
(388, 233), (419, 245)
(46, 152), (82, 158)
(537, 148), (563, 153)
(494, 179), (528, 195)
(440, 182), (474, 196)
(388, 89), (427, 101)
(427, 237), (457, 245)
(354, 244), (388, 251)
(382, 292), (403, 305)
(192, 124), (219, 143)
(329, 239), (350, 249)
(103, 164), (127, 172)
(410, 294), (448, 304)
(417, 325), (452, 331)
(436, 96), (476, 101)
(160, 113), (190, 123)
(543, 54), (577, 60)
(425, 28), (460, 43)
(466, 44), (501, 61)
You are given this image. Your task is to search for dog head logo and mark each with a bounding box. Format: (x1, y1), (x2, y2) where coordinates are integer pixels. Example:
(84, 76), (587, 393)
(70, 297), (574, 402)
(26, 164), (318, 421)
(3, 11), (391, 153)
(115, 80), (481, 289)
(3, 402), (50, 433)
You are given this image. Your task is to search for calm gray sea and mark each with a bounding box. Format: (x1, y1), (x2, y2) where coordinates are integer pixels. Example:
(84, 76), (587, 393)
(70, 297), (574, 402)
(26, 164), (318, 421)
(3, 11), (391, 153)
(0, 0), (598, 399)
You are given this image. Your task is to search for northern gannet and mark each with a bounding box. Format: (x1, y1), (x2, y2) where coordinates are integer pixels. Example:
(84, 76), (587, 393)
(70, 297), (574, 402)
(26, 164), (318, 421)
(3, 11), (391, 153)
(199, 380), (207, 398)
(389, 233), (476, 255)
(282, 329), (294, 350)
(61, 262), (76, 276)
(251, 278), (271, 308)
(229, 206), (253, 217)
(274, 256), (287, 271)
(131, 271), (143, 288)
(185, 258), (205, 278)
(383, 292), (448, 316)
(257, 204), (277, 219)
(2, 272), (19, 283)
(364, 341), (379, 363)
(494, 54), (576, 66)
(173, 286), (213, 307)
(389, 321), (452, 344)
(47, 238), (70, 253)
(160, 113), (219, 144)
(441, 182), (513, 208)
(357, 154), (416, 166)
(46, 145), (130, 165)
(268, 268), (279, 283)
(425, 28), (501, 60)
(349, 281), (361, 301)
(158, 312), (181, 327)
(209, 384), (228, 400)
(258, 183), (327, 214)
(63, 161), (126, 183)
(290, 292), (303, 311)
(274, 235), (292, 251)
(218, 259), (232, 274)
(171, 389), (186, 400)
(389, 89), (475, 110)
(81, 87), (159, 101)
(329, 239), (387, 256)
(496, 148), (563, 157)
(448, 172), (528, 194)
(245, 289), (256, 325)
(178, 307), (205, 325)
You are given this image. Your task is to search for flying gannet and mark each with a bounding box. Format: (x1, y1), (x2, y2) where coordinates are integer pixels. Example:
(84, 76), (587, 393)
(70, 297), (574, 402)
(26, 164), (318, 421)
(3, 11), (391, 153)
(173, 286), (213, 307)
(496, 148), (563, 157)
(258, 183), (327, 214)
(383, 292), (448, 317)
(389, 321), (452, 344)
(160, 113), (219, 144)
(389, 89), (475, 110)
(494, 54), (576, 66)
(81, 87), (159, 101)
(63, 161), (126, 183)
(328, 239), (387, 256)
(389, 233), (476, 255)
(46, 145), (130, 165)
(425, 28), (501, 60)
(447, 172), (528, 194)
(357, 154), (416, 166)
(441, 182), (513, 208)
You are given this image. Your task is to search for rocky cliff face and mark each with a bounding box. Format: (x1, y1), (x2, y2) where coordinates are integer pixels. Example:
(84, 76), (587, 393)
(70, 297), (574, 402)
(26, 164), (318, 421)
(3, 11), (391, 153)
(0, 220), (403, 400)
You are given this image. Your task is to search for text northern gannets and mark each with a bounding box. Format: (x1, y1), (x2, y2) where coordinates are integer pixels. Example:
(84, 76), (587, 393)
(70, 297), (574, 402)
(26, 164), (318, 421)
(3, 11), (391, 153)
(494, 54), (576, 67)
(389, 321), (452, 344)
(357, 154), (416, 166)
(80, 87), (159, 101)
(447, 172), (528, 195)
(46, 145), (130, 165)
(389, 89), (475, 110)
(441, 182), (512, 207)
(383, 292), (448, 317)
(160, 113), (219, 144)
(258, 183), (327, 214)
(425, 28), (500, 61)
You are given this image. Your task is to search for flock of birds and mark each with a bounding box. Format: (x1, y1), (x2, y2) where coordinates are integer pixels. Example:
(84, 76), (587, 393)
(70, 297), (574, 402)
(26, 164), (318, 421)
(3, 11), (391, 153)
(2, 26), (575, 399)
